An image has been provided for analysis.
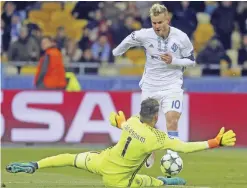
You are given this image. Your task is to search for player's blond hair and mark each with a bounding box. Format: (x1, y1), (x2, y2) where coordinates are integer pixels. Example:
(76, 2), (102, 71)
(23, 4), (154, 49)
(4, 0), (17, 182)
(149, 3), (168, 17)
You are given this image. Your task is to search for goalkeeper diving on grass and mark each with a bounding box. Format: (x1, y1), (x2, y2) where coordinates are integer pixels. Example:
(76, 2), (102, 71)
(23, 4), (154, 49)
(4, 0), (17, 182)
(6, 98), (236, 187)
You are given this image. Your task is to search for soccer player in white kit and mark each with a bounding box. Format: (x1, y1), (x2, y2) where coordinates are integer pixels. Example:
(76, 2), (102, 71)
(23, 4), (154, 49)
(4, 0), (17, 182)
(112, 3), (195, 168)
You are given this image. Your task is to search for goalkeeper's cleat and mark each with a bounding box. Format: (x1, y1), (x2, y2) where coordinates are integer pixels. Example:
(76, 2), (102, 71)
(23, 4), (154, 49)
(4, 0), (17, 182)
(145, 152), (155, 168)
(157, 176), (186, 185)
(6, 162), (37, 174)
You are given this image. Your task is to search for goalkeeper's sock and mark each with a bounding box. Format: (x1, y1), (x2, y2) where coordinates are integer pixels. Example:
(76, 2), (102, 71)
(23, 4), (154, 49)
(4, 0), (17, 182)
(167, 131), (179, 154)
(37, 154), (76, 169)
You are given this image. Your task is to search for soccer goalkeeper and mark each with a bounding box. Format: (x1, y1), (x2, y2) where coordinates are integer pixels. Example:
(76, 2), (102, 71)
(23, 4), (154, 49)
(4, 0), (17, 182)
(6, 98), (236, 187)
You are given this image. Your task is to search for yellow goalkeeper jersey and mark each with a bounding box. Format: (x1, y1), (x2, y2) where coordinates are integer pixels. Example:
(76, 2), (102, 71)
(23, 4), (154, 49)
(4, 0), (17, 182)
(99, 116), (208, 187)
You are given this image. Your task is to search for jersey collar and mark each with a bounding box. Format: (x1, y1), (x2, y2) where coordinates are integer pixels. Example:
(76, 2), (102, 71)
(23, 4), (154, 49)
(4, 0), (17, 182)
(158, 26), (171, 40)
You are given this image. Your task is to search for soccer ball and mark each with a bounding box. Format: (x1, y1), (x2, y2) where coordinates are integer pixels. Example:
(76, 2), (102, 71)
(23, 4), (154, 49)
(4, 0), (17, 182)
(160, 153), (183, 176)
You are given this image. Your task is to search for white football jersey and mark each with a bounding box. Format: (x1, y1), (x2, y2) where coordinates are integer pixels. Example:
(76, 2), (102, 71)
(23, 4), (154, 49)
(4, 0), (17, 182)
(113, 26), (195, 92)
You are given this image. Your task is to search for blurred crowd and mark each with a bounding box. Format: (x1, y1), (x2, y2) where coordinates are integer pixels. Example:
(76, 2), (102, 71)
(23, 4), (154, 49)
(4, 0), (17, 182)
(1, 1), (247, 76)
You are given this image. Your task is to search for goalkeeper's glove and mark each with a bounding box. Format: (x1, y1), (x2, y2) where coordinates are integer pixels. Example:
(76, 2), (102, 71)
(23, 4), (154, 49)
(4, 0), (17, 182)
(109, 111), (126, 129)
(207, 127), (236, 148)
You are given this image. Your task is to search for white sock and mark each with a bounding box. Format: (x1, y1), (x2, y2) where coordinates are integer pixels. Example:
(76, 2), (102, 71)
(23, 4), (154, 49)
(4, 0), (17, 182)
(167, 131), (179, 154)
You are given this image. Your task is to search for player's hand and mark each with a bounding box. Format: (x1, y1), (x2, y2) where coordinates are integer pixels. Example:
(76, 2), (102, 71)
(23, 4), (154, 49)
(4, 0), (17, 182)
(161, 54), (172, 64)
(207, 127), (236, 148)
(220, 128), (236, 146)
(109, 111), (126, 129)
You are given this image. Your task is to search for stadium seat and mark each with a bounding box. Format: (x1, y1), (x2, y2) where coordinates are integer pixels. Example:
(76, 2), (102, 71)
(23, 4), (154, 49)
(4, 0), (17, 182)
(132, 21), (142, 30)
(125, 49), (145, 63)
(4, 65), (18, 75)
(194, 13), (214, 53)
(184, 65), (202, 77)
(231, 31), (241, 50)
(29, 11), (51, 23)
(114, 56), (144, 76)
(42, 22), (56, 34)
(41, 2), (62, 12)
(51, 11), (73, 22)
(43, 31), (56, 37)
(72, 20), (88, 29)
(98, 65), (119, 76)
(194, 24), (214, 53)
(134, 58), (146, 65)
(220, 60), (231, 77)
(196, 12), (211, 24)
(1, 53), (8, 63)
(1, 2), (4, 12)
(228, 67), (242, 77)
(20, 66), (37, 75)
(66, 29), (82, 41)
(220, 60), (241, 77)
(65, 20), (88, 40)
(114, 56), (133, 65)
(49, 11), (75, 30)
(226, 49), (238, 66)
(119, 66), (144, 76)
(64, 2), (76, 13)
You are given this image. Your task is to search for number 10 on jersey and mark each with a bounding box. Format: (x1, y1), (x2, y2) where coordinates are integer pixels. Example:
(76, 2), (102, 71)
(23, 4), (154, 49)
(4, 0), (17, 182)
(172, 100), (181, 109)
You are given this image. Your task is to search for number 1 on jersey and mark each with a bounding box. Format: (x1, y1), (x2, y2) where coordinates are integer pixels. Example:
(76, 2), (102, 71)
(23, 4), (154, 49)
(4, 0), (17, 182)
(121, 136), (132, 157)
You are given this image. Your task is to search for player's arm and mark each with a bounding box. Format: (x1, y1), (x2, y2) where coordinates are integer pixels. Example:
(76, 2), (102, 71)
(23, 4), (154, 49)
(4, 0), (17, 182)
(109, 111), (126, 129)
(159, 127), (236, 153)
(112, 30), (144, 56)
(171, 34), (195, 67)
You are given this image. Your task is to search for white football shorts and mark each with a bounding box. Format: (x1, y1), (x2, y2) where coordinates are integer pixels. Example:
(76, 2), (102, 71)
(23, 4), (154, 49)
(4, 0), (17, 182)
(141, 89), (184, 114)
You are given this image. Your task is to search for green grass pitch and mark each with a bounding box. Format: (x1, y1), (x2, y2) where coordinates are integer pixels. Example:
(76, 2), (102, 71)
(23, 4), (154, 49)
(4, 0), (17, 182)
(1, 147), (247, 188)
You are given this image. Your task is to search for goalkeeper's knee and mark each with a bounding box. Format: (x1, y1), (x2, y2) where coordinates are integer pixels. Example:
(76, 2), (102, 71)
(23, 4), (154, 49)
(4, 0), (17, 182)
(74, 152), (90, 170)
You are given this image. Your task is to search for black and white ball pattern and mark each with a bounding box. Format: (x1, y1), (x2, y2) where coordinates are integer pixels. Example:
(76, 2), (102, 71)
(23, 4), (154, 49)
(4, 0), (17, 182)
(160, 153), (183, 176)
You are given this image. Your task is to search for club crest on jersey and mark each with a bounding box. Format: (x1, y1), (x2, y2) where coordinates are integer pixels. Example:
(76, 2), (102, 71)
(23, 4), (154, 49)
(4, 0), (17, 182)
(171, 43), (178, 52)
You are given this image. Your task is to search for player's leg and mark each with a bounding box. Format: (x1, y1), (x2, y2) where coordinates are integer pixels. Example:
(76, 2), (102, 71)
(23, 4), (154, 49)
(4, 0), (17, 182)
(6, 152), (102, 175)
(130, 174), (186, 187)
(74, 151), (102, 175)
(6, 153), (76, 174)
(161, 90), (184, 154)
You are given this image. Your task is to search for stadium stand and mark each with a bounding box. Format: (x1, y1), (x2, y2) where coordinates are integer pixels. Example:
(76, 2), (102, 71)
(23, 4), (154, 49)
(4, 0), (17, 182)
(1, 1), (247, 83)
